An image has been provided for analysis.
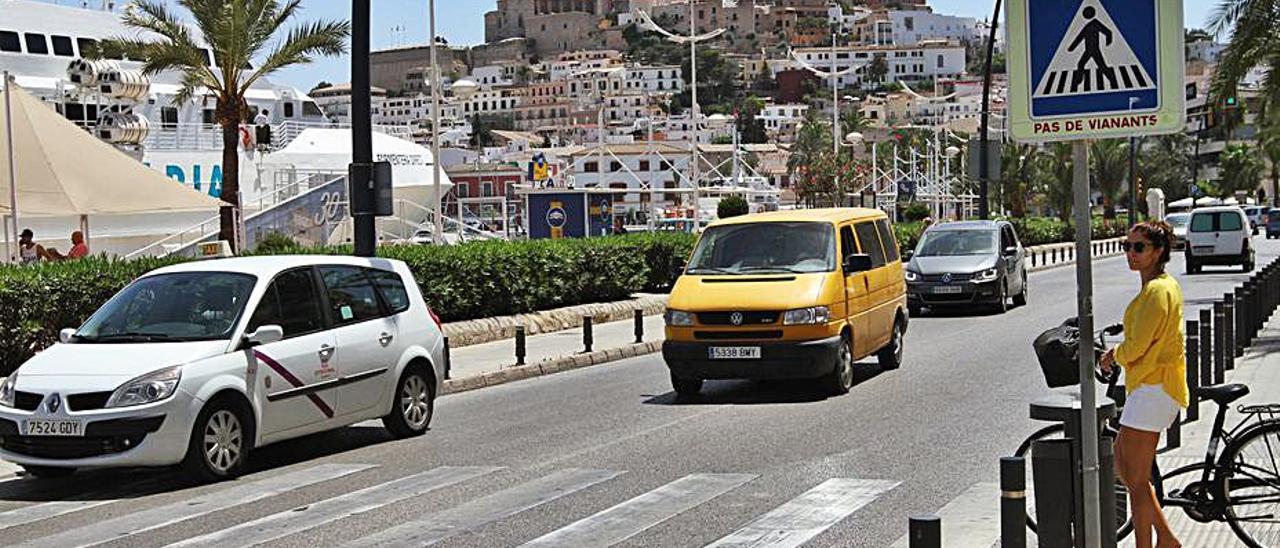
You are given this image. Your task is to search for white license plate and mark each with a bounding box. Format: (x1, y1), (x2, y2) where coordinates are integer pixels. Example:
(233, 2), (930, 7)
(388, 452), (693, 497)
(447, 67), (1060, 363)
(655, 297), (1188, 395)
(23, 419), (83, 437)
(709, 346), (762, 359)
(933, 285), (963, 294)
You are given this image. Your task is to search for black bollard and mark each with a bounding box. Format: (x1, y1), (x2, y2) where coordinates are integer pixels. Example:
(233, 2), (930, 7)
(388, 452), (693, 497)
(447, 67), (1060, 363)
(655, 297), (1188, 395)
(583, 316), (594, 353)
(1032, 438), (1075, 548)
(1000, 457), (1026, 548)
(1200, 309), (1213, 388)
(907, 514), (941, 548)
(1225, 293), (1237, 366)
(515, 326), (526, 366)
(1214, 301), (1226, 383)
(634, 309), (644, 344)
(442, 336), (452, 380)
(1186, 320), (1200, 422)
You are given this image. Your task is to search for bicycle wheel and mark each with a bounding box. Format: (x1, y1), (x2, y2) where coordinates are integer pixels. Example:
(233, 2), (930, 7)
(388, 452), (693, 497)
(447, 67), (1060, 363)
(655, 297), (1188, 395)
(1014, 424), (1137, 539)
(1220, 420), (1280, 547)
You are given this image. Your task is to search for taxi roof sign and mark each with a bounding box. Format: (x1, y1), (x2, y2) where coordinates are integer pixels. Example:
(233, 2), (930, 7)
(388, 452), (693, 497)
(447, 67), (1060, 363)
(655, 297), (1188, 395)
(1005, 0), (1185, 142)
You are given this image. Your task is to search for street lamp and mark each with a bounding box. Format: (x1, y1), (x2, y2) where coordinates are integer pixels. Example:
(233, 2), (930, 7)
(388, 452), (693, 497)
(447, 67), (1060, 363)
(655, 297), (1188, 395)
(635, 5), (725, 231)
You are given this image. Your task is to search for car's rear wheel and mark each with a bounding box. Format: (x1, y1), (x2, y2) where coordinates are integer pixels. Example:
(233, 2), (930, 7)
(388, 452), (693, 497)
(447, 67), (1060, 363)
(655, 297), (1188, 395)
(1187, 255), (1200, 274)
(183, 396), (250, 482)
(824, 333), (856, 394)
(22, 465), (75, 479)
(670, 373), (703, 398)
(878, 320), (904, 371)
(384, 365), (434, 438)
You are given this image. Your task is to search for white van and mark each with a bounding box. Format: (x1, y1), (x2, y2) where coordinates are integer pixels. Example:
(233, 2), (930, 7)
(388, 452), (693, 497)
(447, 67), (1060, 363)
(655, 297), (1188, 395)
(1186, 206), (1254, 273)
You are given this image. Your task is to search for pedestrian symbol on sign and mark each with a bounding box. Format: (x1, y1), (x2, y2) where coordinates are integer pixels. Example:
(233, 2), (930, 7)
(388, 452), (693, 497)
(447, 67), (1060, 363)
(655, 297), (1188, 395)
(1027, 0), (1160, 117)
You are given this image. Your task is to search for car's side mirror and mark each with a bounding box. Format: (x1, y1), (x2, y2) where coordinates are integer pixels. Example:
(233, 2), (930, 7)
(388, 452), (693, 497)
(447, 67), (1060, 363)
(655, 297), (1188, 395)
(1004, 246), (1018, 256)
(902, 249), (914, 261)
(844, 254), (874, 273)
(243, 325), (284, 348)
(59, 328), (77, 344)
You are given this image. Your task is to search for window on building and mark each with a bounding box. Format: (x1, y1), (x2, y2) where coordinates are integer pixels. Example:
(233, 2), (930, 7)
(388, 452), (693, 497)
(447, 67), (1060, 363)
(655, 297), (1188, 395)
(202, 109), (215, 125)
(584, 161), (599, 173)
(50, 35), (73, 56)
(0, 31), (21, 53)
(24, 33), (48, 55)
(482, 182), (494, 196)
(283, 102), (295, 118)
(456, 183), (469, 197)
(161, 107), (178, 129)
(198, 48), (212, 66)
(610, 161), (623, 172)
(639, 160), (651, 171)
(937, 54), (945, 68)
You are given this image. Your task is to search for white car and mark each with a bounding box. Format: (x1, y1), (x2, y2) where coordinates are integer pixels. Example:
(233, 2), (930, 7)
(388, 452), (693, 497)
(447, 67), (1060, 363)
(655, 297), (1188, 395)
(1186, 206), (1255, 274)
(0, 256), (445, 481)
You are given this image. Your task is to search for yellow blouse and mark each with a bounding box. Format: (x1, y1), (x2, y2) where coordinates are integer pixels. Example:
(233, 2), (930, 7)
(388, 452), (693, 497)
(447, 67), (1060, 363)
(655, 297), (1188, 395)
(1115, 273), (1188, 407)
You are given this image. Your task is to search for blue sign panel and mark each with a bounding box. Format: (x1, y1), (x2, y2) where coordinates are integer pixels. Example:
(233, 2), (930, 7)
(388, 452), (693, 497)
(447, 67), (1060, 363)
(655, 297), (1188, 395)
(1027, 0), (1159, 118)
(527, 192), (586, 239)
(587, 194), (615, 237)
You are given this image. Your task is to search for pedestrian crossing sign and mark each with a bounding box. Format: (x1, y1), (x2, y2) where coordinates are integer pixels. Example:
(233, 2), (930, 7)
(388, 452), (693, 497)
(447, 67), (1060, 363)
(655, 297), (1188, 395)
(1005, 0), (1184, 142)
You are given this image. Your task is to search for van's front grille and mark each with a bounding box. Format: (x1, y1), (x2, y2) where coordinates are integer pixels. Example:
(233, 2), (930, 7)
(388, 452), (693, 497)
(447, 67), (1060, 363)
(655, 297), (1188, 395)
(697, 311), (780, 326)
(921, 273), (972, 283)
(695, 330), (784, 340)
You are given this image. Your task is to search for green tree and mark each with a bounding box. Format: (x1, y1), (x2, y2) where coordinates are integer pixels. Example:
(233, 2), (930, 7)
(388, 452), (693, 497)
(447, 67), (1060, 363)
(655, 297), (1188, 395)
(469, 114), (516, 147)
(734, 95), (768, 144)
(788, 111), (834, 205)
(310, 80), (333, 93)
(717, 195), (750, 218)
(864, 57), (889, 87)
(95, 0), (348, 251)
(1260, 112), (1280, 206)
(1210, 0), (1280, 108)
(1034, 142), (1075, 221)
(1217, 143), (1263, 197)
(1090, 139), (1129, 219)
(998, 143), (1038, 217)
(1138, 134), (1192, 204)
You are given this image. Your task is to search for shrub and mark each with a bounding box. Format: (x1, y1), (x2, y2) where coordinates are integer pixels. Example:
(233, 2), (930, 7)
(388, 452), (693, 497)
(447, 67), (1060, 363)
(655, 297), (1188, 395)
(253, 232), (305, 254)
(901, 202), (931, 222)
(0, 234), (696, 373)
(717, 195), (750, 218)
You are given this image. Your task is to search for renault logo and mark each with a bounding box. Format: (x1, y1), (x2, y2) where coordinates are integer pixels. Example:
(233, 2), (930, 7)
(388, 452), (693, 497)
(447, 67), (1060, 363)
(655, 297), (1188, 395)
(941, 273), (953, 284)
(729, 312), (744, 325)
(44, 393), (61, 414)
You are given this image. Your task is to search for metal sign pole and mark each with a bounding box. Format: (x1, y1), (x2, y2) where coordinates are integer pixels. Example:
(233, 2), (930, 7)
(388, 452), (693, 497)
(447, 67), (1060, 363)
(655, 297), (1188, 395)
(1073, 139), (1102, 547)
(3, 71), (19, 263)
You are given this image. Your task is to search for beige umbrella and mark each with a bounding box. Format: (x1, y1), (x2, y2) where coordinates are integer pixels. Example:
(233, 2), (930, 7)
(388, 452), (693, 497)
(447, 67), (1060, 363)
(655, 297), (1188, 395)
(1, 78), (227, 257)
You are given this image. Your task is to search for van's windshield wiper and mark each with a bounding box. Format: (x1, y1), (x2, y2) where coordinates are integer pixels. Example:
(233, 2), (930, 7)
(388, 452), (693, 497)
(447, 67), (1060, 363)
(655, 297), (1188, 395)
(688, 266), (737, 275)
(737, 266), (807, 273)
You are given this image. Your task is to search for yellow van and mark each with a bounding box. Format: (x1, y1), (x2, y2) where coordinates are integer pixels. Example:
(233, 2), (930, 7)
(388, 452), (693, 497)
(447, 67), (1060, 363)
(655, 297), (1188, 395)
(662, 208), (908, 397)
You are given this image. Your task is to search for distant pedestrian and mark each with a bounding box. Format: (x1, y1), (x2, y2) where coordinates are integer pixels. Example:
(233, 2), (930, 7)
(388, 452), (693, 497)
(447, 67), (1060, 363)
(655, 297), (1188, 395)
(614, 218), (628, 235)
(45, 231), (89, 261)
(16, 229), (44, 264)
(921, 216), (934, 231)
(254, 109), (272, 148)
(1100, 220), (1184, 548)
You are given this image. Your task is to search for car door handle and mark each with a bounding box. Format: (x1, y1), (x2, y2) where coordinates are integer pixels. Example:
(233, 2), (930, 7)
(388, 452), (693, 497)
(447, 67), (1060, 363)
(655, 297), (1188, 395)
(378, 332), (394, 346)
(318, 344), (334, 362)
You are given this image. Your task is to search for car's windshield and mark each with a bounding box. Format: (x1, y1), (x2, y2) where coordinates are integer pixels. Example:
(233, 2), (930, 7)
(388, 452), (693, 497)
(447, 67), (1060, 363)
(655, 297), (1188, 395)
(687, 221), (836, 274)
(1165, 213), (1190, 227)
(915, 229), (997, 257)
(76, 272), (257, 342)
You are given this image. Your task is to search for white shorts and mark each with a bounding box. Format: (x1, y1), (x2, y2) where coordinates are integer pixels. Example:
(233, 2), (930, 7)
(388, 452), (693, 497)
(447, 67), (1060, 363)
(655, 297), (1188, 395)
(1119, 384), (1181, 433)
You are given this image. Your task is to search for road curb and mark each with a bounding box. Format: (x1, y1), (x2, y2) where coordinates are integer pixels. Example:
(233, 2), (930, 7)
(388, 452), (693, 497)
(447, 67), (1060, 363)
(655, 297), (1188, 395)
(440, 340), (664, 395)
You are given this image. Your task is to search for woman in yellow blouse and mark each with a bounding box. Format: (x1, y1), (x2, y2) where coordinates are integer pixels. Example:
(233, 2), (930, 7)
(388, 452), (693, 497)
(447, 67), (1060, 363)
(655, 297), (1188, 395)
(1101, 220), (1186, 548)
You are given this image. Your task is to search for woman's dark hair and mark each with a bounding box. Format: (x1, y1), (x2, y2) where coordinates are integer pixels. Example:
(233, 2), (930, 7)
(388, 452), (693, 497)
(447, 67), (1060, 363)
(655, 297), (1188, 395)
(1131, 220), (1174, 266)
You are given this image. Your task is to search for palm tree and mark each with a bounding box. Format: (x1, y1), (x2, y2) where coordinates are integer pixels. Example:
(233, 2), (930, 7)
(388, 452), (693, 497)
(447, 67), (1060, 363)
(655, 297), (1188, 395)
(1258, 106), (1280, 206)
(1036, 142), (1074, 221)
(1090, 139), (1128, 219)
(95, 0), (349, 251)
(998, 143), (1037, 217)
(1218, 143), (1264, 197)
(1139, 134), (1192, 203)
(1210, 0), (1280, 106)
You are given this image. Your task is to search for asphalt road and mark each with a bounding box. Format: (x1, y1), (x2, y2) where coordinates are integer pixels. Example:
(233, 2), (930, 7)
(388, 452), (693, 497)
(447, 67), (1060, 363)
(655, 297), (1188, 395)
(1, 237), (1276, 548)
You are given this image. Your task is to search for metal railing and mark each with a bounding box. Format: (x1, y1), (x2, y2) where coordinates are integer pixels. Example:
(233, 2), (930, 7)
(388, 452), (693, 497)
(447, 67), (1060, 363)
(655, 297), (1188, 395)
(123, 214), (222, 259)
(140, 121), (417, 152)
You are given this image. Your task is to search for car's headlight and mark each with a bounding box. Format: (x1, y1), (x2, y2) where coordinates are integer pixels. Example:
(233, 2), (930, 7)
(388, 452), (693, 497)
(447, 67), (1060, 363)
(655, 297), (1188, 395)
(784, 306), (830, 325)
(665, 310), (695, 327)
(973, 267), (1000, 283)
(904, 270), (920, 282)
(106, 366), (182, 408)
(0, 373), (17, 408)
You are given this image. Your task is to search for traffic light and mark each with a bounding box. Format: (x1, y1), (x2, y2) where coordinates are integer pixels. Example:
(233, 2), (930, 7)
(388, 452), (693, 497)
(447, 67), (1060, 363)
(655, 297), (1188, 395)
(1225, 95), (1238, 108)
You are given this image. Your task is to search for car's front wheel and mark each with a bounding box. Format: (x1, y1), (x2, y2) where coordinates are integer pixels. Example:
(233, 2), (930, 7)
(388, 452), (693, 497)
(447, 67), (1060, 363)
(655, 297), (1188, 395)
(878, 320), (904, 371)
(22, 465), (75, 479)
(384, 365), (434, 438)
(1013, 271), (1029, 307)
(183, 396), (251, 482)
(824, 333), (856, 394)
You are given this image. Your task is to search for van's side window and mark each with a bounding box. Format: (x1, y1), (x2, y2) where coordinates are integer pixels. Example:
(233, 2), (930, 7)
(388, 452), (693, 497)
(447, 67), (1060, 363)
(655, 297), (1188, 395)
(1220, 212), (1243, 231)
(840, 225), (858, 261)
(248, 268), (325, 338)
(874, 219), (900, 262)
(854, 222), (887, 267)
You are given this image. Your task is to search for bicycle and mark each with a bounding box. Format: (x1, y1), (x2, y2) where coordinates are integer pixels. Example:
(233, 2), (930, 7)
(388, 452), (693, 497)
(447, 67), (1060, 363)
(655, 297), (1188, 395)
(1016, 318), (1280, 546)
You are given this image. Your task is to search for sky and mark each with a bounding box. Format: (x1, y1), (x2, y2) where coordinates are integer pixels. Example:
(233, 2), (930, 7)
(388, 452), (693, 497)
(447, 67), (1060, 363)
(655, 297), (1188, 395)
(40, 0), (1217, 91)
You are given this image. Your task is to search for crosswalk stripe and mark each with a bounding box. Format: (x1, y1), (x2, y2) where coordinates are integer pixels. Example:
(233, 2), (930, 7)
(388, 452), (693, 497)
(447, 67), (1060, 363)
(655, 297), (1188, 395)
(345, 468), (622, 547)
(0, 500), (117, 530)
(16, 463), (373, 548)
(888, 482), (1000, 548)
(703, 478), (899, 548)
(166, 466), (501, 548)
(521, 473), (757, 548)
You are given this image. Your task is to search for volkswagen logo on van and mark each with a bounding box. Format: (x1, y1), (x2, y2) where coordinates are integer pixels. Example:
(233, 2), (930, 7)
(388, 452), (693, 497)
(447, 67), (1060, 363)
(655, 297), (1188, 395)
(941, 273), (953, 284)
(729, 312), (744, 325)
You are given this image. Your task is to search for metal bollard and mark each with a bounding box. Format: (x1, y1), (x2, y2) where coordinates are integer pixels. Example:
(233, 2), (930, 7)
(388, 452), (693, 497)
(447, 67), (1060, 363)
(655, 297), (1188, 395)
(1000, 457), (1027, 548)
(1225, 293), (1237, 366)
(1200, 309), (1213, 388)
(1235, 288), (1247, 351)
(907, 514), (941, 548)
(583, 316), (594, 353)
(634, 309), (644, 344)
(1214, 302), (1227, 383)
(1186, 320), (1200, 422)
(1032, 438), (1075, 548)
(442, 337), (452, 380)
(515, 326), (526, 366)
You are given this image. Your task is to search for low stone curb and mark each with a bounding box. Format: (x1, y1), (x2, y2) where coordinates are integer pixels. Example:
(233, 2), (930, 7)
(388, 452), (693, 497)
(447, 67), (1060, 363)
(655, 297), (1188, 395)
(440, 340), (663, 395)
(443, 295), (669, 348)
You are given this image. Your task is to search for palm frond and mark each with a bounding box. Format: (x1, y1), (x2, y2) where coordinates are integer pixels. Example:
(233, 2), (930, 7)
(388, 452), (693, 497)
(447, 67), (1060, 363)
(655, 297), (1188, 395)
(1211, 0), (1277, 100)
(241, 19), (350, 93)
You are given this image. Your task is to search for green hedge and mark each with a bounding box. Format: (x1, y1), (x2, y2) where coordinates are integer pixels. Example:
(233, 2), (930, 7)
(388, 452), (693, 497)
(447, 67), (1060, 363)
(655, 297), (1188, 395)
(0, 233), (696, 373)
(893, 217), (1129, 255)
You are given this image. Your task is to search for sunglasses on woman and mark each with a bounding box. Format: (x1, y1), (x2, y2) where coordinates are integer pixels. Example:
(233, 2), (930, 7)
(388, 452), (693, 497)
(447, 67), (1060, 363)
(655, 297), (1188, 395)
(1121, 240), (1160, 253)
